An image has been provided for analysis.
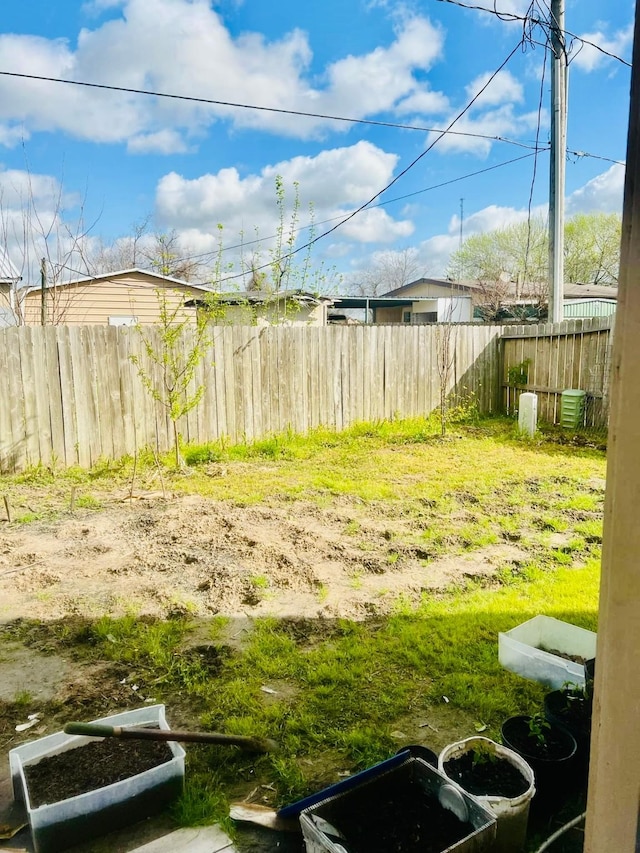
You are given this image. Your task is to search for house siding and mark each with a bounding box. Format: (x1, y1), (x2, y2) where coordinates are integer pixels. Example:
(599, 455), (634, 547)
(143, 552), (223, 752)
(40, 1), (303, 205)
(374, 307), (405, 323)
(0, 285), (16, 327)
(21, 272), (201, 326)
(563, 299), (617, 319)
(207, 302), (326, 326)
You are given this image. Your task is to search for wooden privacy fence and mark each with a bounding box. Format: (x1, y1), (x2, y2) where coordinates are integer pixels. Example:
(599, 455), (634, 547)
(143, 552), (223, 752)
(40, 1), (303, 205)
(0, 323), (503, 473)
(501, 316), (614, 429)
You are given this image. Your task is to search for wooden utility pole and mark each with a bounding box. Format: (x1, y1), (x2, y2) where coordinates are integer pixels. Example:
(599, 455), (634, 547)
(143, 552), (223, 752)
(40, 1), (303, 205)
(584, 3), (640, 850)
(548, 0), (567, 323)
(40, 257), (46, 326)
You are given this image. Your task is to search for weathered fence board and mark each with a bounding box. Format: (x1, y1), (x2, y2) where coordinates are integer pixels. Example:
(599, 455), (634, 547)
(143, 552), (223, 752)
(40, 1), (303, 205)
(1, 320), (599, 473)
(501, 316), (613, 429)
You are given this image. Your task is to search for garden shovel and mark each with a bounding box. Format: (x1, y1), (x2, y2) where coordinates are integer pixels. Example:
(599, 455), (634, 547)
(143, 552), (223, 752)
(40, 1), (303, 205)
(64, 722), (279, 753)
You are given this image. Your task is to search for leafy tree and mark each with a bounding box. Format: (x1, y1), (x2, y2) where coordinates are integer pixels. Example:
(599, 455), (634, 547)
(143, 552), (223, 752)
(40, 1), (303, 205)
(449, 213), (621, 287)
(564, 213), (622, 285)
(130, 178), (331, 468)
(130, 289), (210, 470)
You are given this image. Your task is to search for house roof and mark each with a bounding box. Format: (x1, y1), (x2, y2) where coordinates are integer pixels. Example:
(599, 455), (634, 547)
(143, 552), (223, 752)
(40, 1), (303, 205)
(381, 277), (618, 301)
(380, 278), (481, 297)
(186, 290), (333, 307)
(24, 268), (211, 294)
(563, 282), (618, 300)
(331, 295), (472, 310)
(0, 248), (21, 284)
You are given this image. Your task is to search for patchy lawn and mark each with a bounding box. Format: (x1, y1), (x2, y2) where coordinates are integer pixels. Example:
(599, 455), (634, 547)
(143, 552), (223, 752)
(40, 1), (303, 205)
(0, 417), (604, 848)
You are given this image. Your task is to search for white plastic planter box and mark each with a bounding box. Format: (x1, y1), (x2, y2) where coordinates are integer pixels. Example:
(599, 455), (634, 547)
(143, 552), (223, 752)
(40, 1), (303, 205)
(300, 754), (496, 853)
(9, 704), (185, 853)
(499, 615), (597, 689)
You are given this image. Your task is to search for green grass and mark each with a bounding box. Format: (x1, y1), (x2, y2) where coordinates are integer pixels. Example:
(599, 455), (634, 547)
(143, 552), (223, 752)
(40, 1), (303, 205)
(54, 552), (597, 823)
(0, 416), (605, 840)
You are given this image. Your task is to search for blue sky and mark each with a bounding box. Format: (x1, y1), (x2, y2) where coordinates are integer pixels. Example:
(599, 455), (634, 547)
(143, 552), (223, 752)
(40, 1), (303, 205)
(0, 0), (632, 288)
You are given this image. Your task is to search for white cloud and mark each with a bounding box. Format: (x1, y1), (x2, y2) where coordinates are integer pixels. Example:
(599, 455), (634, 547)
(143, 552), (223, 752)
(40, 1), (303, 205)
(423, 64), (544, 156)
(411, 164), (625, 275)
(395, 88), (450, 116)
(571, 23), (633, 72)
(417, 203), (536, 274)
(127, 129), (191, 154)
(465, 70), (523, 108)
(566, 163), (625, 215)
(82, 0), (127, 13)
(338, 208), (414, 243)
(429, 104), (547, 155)
(154, 141), (414, 261)
(0, 124), (27, 148)
(0, 1), (445, 149)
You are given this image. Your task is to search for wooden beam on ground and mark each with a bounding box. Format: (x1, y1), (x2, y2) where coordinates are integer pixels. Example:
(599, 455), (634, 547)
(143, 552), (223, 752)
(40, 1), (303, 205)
(129, 826), (236, 853)
(584, 5), (640, 851)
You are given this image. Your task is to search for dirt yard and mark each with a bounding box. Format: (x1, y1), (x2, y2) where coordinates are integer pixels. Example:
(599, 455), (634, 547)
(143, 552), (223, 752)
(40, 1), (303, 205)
(0, 494), (527, 625)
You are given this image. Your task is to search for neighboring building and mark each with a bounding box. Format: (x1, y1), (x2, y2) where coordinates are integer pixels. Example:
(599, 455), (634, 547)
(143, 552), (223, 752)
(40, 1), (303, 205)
(0, 249), (21, 327)
(332, 277), (477, 324)
(21, 269), (210, 326)
(186, 290), (334, 326)
(374, 278), (477, 323)
(332, 276), (618, 325)
(562, 284), (618, 319)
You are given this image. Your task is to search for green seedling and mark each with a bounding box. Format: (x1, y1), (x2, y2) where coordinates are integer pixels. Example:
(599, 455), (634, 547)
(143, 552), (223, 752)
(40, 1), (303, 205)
(527, 713), (551, 747)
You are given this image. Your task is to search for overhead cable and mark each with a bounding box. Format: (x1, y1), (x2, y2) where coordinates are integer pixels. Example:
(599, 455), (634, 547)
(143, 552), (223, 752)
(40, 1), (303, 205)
(0, 69), (542, 151)
(435, 0), (632, 67)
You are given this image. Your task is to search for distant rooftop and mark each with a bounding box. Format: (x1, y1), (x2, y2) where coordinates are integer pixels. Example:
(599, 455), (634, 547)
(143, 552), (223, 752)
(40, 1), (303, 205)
(186, 290), (333, 307)
(0, 248), (21, 284)
(380, 277), (618, 301)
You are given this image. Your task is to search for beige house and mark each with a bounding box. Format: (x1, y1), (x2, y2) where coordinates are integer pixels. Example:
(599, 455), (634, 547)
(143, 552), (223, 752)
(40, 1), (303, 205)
(20, 269), (209, 326)
(0, 249), (21, 327)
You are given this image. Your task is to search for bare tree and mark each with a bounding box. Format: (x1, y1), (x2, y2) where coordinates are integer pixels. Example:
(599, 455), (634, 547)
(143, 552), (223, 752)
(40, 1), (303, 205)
(354, 248), (423, 296)
(93, 224), (205, 282)
(91, 215), (152, 273)
(0, 164), (99, 325)
(434, 298), (459, 437)
(142, 230), (204, 282)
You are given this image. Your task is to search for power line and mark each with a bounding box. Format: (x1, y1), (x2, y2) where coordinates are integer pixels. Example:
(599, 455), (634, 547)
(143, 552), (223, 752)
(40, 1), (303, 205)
(57, 144), (625, 284)
(56, 40), (528, 284)
(149, 151), (543, 266)
(567, 149), (625, 167)
(197, 39), (529, 285)
(523, 40), (548, 282)
(0, 69), (543, 152)
(435, 0), (632, 67)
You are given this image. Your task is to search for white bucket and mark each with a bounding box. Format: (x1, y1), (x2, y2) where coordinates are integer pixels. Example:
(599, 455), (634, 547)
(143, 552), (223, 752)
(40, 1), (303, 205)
(438, 737), (535, 853)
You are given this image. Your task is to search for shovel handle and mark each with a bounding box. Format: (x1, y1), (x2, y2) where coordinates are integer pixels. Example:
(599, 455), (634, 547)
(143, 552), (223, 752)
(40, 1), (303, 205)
(64, 723), (278, 753)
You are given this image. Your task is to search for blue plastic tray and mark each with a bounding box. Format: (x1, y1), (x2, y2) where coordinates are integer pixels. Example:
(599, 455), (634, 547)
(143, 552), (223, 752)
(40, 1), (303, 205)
(277, 750), (410, 818)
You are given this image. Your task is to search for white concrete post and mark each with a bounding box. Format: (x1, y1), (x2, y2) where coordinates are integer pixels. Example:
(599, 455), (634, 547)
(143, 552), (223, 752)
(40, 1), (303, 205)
(518, 392), (537, 438)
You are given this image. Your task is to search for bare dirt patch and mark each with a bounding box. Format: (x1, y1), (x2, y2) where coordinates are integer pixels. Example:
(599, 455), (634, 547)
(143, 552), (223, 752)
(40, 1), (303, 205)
(0, 495), (527, 624)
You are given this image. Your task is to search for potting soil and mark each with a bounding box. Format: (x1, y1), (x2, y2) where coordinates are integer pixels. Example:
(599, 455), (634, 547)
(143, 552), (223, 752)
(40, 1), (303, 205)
(443, 751), (529, 799)
(24, 737), (174, 808)
(313, 772), (474, 853)
(537, 647), (587, 665)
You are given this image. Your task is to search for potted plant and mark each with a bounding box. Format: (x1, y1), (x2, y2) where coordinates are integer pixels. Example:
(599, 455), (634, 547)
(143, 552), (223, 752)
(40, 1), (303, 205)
(438, 736), (535, 853)
(544, 682), (593, 783)
(501, 713), (576, 809)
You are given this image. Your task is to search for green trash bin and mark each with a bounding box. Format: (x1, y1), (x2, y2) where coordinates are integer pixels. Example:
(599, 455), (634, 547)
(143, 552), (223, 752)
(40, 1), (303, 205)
(560, 389), (586, 429)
